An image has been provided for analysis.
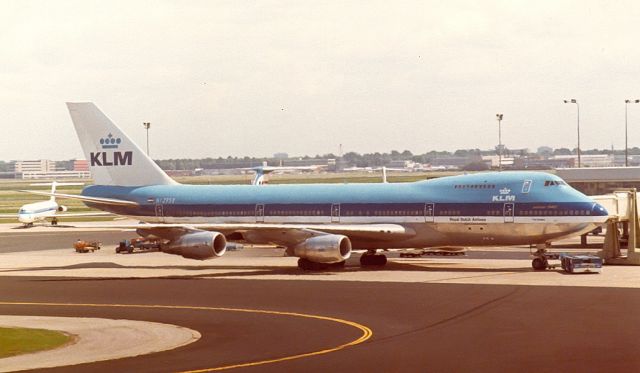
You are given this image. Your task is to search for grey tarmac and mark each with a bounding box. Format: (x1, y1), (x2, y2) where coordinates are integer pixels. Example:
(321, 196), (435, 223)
(0, 225), (639, 372)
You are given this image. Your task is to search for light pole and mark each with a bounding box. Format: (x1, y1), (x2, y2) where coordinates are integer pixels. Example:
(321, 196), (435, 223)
(496, 114), (503, 171)
(625, 99), (639, 167)
(563, 99), (580, 168)
(143, 122), (151, 156)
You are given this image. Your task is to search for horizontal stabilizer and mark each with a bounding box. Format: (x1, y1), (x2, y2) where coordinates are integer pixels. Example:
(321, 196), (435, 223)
(19, 190), (138, 206)
(29, 182), (84, 186)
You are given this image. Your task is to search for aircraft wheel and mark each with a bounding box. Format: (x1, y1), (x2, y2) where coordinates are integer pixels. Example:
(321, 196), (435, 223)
(297, 258), (328, 271)
(532, 257), (547, 271)
(360, 254), (387, 266)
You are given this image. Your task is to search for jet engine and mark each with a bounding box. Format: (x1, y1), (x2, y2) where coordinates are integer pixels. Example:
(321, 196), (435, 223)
(162, 231), (227, 260)
(292, 234), (352, 264)
(57, 205), (68, 212)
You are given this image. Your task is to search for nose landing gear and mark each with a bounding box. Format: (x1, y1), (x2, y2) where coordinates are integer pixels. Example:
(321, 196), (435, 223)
(531, 246), (558, 270)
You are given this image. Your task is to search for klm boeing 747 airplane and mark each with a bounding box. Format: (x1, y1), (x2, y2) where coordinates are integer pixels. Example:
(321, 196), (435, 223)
(25, 103), (609, 270)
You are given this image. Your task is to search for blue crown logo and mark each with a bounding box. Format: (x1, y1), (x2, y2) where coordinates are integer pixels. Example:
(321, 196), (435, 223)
(99, 133), (122, 149)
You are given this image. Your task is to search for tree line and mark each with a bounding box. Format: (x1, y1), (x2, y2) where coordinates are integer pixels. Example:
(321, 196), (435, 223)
(3, 146), (640, 172)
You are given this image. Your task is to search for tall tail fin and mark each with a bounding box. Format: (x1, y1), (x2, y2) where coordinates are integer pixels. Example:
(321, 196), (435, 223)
(66, 102), (176, 186)
(28, 181), (85, 201)
(50, 181), (57, 202)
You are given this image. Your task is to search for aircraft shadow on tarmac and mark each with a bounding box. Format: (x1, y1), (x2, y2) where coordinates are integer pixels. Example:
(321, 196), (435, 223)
(1, 259), (535, 281)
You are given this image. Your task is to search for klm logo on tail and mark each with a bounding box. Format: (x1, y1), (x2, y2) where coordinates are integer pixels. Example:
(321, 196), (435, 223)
(90, 134), (133, 166)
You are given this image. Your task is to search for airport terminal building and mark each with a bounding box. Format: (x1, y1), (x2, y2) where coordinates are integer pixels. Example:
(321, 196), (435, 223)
(556, 167), (640, 195)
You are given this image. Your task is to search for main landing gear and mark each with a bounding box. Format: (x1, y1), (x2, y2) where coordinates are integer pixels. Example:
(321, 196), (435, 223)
(360, 251), (388, 266)
(296, 250), (389, 270)
(297, 258), (346, 271)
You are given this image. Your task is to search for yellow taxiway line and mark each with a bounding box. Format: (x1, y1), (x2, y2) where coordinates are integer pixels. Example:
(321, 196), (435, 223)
(0, 301), (373, 372)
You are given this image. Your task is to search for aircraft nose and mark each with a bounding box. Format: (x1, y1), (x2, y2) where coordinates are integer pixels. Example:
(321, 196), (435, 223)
(592, 203), (609, 217)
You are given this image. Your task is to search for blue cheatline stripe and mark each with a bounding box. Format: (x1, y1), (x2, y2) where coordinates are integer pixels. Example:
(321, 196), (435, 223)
(26, 207), (57, 214)
(92, 201), (601, 219)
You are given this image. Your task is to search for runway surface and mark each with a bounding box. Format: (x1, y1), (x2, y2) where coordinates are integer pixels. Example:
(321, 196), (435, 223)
(2, 277), (640, 372)
(1, 226), (639, 372)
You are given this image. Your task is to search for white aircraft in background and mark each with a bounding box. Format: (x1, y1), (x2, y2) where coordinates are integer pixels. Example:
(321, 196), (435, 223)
(243, 164), (325, 185)
(0, 182), (112, 227)
(342, 166), (407, 183)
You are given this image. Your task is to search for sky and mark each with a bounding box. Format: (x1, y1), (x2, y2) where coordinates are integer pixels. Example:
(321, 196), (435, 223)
(2, 0), (640, 161)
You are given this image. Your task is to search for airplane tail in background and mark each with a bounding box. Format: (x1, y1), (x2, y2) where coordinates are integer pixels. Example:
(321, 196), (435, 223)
(28, 181), (85, 202)
(51, 181), (57, 202)
(66, 103), (176, 186)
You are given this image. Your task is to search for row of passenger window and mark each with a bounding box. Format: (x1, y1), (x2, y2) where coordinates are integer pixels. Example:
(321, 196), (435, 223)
(453, 184), (496, 189)
(520, 209), (590, 216)
(266, 210), (327, 216)
(166, 209), (254, 217)
(163, 207), (591, 217)
(342, 210), (423, 216)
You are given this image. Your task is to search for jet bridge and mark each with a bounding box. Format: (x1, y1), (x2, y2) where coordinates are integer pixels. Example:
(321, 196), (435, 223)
(593, 189), (640, 265)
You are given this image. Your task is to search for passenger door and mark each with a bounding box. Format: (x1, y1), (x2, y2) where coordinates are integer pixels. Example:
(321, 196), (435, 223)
(255, 204), (265, 223)
(154, 203), (164, 222)
(504, 203), (514, 223)
(331, 203), (340, 223)
(424, 203), (435, 223)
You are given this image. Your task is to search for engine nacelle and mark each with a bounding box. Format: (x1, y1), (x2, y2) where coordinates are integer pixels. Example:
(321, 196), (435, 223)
(292, 235), (352, 264)
(162, 231), (227, 260)
(57, 205), (68, 212)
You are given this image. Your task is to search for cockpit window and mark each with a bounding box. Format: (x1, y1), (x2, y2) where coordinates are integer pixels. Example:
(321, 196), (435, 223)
(522, 180), (532, 194)
(544, 180), (567, 187)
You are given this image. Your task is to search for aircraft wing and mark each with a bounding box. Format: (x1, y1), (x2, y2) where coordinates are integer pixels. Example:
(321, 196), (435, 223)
(193, 223), (415, 244)
(19, 190), (139, 207)
(57, 222), (416, 246)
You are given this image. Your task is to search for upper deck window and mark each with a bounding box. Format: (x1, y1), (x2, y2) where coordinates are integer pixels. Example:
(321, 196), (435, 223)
(454, 184), (496, 189)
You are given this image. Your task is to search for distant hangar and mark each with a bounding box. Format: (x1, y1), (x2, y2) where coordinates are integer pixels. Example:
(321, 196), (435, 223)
(556, 167), (640, 195)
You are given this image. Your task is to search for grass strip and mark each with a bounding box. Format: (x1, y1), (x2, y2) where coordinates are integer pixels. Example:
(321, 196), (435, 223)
(0, 327), (72, 358)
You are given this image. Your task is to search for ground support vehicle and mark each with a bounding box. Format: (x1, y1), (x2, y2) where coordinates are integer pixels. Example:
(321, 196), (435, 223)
(531, 248), (602, 273)
(74, 240), (101, 253)
(399, 249), (424, 258)
(117, 237), (162, 254)
(399, 248), (466, 258)
(560, 254), (603, 273)
(423, 248), (466, 256)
